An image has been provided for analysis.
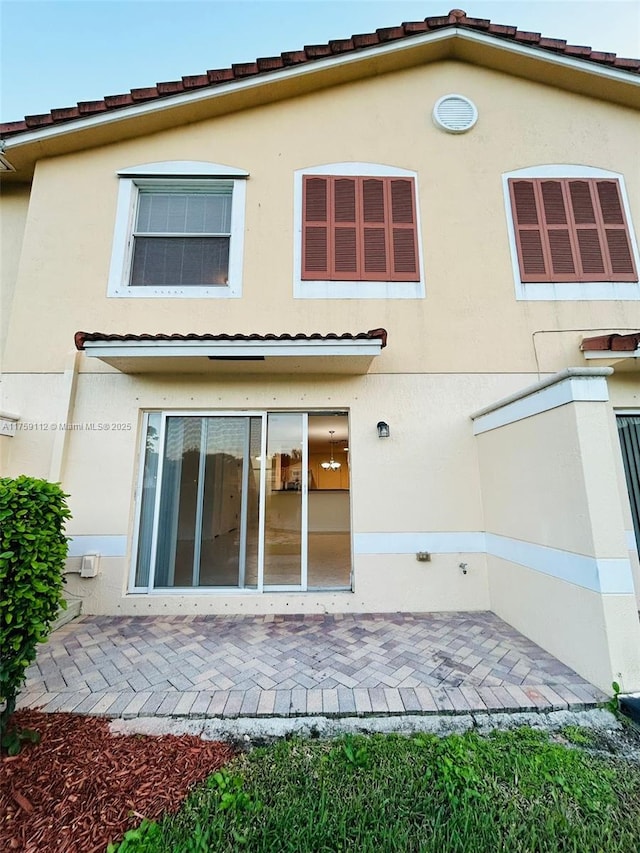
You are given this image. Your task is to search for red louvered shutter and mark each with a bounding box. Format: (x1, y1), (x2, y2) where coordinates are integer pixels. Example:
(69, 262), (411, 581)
(361, 178), (389, 279)
(333, 178), (359, 279)
(302, 176), (329, 279)
(596, 180), (637, 279)
(509, 177), (637, 283)
(302, 174), (420, 282)
(510, 180), (549, 281)
(541, 181), (576, 277)
(389, 179), (419, 280)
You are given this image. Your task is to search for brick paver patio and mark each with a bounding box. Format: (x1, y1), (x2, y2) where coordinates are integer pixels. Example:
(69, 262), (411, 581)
(18, 612), (607, 719)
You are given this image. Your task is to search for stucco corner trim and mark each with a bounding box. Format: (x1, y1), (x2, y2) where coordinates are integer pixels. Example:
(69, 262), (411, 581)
(471, 368), (614, 435)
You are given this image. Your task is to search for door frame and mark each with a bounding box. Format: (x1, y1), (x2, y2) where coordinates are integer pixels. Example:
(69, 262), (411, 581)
(129, 409), (350, 594)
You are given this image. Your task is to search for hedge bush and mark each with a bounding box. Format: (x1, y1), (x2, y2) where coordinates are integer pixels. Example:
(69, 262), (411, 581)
(0, 476), (71, 750)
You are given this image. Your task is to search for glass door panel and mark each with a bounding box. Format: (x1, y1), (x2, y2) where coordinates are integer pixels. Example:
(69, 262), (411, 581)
(307, 413), (351, 589)
(264, 413), (305, 586)
(151, 414), (262, 589)
(244, 417), (263, 589)
(139, 410), (351, 593)
(198, 417), (246, 587)
(154, 416), (202, 587)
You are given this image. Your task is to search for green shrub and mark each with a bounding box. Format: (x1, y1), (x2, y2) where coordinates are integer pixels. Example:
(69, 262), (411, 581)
(0, 476), (71, 753)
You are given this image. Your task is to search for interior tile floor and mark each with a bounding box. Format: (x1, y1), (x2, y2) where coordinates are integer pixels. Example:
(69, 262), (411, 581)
(18, 612), (607, 719)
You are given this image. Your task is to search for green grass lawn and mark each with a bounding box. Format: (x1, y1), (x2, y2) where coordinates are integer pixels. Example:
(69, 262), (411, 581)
(109, 726), (640, 853)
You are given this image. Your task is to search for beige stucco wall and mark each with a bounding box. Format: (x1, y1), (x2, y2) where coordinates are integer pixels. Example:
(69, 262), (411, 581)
(2, 56), (639, 685)
(3, 60), (639, 377)
(0, 183), (29, 372)
(477, 394), (640, 692)
(1, 369), (522, 614)
(488, 557), (640, 693)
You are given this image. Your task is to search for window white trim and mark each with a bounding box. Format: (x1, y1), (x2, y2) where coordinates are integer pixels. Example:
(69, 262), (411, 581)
(117, 161), (249, 178)
(293, 162), (425, 299)
(107, 161), (247, 298)
(502, 164), (640, 301)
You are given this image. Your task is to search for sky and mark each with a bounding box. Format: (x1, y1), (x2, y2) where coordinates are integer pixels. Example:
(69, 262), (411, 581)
(1, 0), (639, 123)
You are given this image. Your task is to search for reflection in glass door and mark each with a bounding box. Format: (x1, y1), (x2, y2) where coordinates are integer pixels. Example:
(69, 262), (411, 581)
(263, 413), (306, 588)
(148, 415), (261, 589)
(134, 411), (350, 592)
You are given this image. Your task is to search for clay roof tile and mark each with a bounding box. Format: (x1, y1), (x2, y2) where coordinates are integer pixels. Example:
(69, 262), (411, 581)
(156, 81), (185, 95)
(24, 113), (54, 128)
(256, 56), (285, 71)
(232, 62), (259, 77)
(104, 94), (134, 108)
(2, 8), (638, 139)
(375, 26), (406, 42)
(130, 87), (159, 101)
(182, 74), (210, 89)
(329, 39), (356, 54)
(303, 44), (332, 59)
(281, 50), (308, 65)
(74, 329), (388, 350)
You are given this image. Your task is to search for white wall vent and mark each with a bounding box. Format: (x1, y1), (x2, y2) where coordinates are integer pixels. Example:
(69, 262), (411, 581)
(432, 95), (478, 133)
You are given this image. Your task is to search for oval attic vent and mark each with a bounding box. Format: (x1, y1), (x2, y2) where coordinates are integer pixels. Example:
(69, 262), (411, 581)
(432, 94), (478, 133)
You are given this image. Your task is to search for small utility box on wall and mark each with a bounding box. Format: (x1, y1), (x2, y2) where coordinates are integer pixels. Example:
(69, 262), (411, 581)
(80, 554), (100, 578)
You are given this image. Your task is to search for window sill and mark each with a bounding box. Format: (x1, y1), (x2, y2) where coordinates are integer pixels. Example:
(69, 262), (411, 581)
(516, 281), (640, 301)
(108, 284), (241, 299)
(294, 280), (425, 299)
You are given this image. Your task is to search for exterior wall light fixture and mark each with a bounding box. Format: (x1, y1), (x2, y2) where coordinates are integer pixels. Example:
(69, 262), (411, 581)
(377, 421), (390, 438)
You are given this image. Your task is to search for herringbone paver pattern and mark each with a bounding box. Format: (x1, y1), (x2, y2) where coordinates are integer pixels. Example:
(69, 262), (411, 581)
(19, 612), (606, 718)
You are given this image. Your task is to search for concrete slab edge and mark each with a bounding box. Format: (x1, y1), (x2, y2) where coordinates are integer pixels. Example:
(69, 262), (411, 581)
(109, 707), (620, 742)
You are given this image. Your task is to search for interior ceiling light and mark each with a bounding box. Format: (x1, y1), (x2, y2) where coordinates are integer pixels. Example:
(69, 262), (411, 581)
(321, 430), (341, 470)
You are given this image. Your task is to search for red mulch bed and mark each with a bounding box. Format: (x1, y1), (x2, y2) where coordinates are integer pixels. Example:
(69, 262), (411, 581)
(1, 710), (236, 852)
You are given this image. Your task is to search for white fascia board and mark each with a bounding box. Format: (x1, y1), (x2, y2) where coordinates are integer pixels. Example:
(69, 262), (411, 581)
(583, 348), (640, 359)
(471, 367), (613, 435)
(5, 29), (639, 150)
(82, 339), (383, 359)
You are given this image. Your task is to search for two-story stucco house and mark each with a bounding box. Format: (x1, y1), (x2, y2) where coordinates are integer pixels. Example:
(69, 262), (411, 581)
(1, 9), (639, 694)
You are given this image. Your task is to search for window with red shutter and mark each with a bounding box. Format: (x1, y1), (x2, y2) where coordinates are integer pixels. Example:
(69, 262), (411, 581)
(508, 177), (637, 283)
(302, 175), (419, 281)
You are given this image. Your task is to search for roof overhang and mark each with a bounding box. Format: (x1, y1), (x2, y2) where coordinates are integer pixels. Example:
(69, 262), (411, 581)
(75, 330), (387, 374)
(3, 27), (639, 182)
(581, 332), (640, 372)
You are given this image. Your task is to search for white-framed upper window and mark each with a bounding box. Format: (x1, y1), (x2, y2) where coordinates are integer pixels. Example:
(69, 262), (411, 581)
(293, 163), (425, 299)
(503, 165), (640, 301)
(108, 161), (248, 298)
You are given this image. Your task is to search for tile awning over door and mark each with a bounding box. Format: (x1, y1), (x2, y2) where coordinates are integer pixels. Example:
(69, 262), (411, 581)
(74, 329), (387, 374)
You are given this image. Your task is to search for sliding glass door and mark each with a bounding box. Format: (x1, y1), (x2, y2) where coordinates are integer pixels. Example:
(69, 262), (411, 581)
(133, 411), (351, 592)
